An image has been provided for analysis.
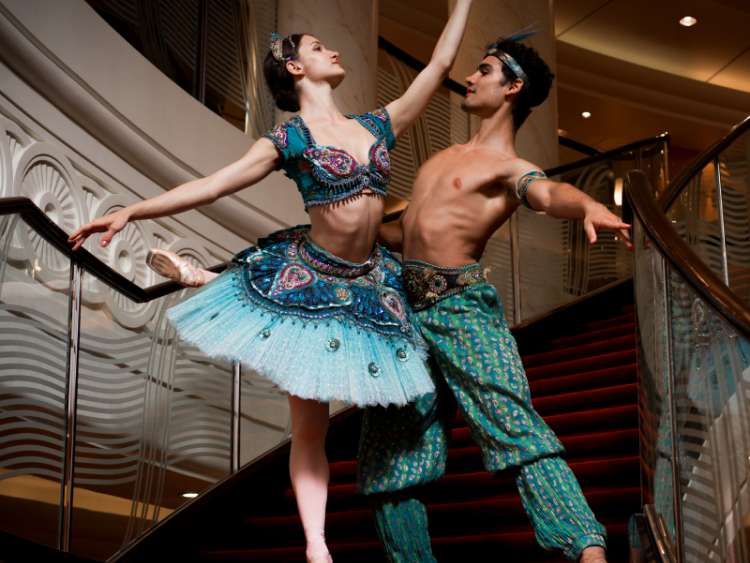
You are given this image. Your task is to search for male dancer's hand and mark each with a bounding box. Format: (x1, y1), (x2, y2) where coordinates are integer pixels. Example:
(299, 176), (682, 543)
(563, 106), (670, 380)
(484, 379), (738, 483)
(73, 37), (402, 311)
(582, 201), (632, 250)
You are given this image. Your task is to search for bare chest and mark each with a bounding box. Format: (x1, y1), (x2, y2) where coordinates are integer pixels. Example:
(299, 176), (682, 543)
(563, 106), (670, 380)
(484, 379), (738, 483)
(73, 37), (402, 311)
(412, 150), (501, 204)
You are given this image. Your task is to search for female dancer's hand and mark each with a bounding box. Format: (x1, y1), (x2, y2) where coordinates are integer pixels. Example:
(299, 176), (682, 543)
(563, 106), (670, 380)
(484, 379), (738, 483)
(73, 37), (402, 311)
(386, 0), (472, 137)
(68, 208), (130, 251)
(67, 136), (280, 252)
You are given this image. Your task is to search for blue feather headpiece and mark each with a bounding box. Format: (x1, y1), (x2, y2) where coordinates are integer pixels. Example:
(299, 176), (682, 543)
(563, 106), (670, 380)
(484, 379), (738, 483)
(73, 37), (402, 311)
(270, 32), (296, 63)
(485, 24), (538, 88)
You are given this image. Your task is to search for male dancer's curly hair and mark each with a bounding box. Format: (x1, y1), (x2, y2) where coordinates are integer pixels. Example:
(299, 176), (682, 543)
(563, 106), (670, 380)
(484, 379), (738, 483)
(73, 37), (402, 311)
(263, 33), (306, 112)
(487, 38), (555, 131)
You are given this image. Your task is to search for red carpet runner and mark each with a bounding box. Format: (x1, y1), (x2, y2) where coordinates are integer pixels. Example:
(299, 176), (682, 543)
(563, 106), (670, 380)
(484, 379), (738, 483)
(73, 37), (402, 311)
(197, 300), (639, 563)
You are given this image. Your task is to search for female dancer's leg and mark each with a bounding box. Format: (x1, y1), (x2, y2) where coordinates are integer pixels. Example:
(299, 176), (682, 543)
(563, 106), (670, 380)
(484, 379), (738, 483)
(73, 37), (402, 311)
(288, 395), (332, 563)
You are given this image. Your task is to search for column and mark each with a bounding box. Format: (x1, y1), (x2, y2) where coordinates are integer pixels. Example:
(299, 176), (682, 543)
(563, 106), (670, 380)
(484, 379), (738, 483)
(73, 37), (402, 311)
(277, 0), (379, 116)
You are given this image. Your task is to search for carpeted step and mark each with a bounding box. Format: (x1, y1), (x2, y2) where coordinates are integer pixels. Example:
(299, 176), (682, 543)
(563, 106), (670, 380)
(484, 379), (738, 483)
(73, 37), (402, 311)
(324, 452), (640, 506)
(442, 428), (638, 474)
(328, 440), (639, 490)
(285, 429), (639, 513)
(450, 404), (637, 447)
(241, 488), (638, 549)
(522, 334), (636, 367)
(200, 523), (631, 562)
(524, 349), (635, 380)
(530, 382), (637, 416)
(582, 312), (635, 332)
(316, 455), (641, 510)
(526, 364), (636, 397)
(322, 388), (638, 484)
(145, 285), (641, 563)
(548, 322), (635, 349)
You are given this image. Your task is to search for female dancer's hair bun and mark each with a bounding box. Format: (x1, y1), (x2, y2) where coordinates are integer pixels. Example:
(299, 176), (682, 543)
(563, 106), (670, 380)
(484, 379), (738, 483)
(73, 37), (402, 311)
(263, 33), (305, 112)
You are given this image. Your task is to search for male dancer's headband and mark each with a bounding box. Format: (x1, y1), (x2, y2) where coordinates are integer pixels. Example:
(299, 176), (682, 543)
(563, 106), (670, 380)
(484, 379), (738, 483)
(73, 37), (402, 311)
(484, 26), (537, 89)
(270, 32), (296, 63)
(485, 47), (529, 88)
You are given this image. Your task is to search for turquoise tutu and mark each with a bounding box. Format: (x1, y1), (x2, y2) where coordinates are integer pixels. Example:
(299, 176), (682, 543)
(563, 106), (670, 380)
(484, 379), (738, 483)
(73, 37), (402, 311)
(167, 226), (434, 407)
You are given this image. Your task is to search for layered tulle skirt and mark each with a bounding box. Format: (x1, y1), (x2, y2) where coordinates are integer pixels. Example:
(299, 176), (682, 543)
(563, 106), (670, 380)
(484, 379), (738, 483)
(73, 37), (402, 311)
(167, 226), (434, 407)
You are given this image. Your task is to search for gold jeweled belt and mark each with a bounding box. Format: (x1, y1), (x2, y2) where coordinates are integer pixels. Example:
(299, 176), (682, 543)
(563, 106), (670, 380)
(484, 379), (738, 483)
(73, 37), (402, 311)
(402, 260), (487, 311)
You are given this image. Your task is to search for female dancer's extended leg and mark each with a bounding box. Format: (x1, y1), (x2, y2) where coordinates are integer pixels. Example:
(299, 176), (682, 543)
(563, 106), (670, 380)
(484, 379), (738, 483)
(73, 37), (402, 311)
(288, 395), (332, 563)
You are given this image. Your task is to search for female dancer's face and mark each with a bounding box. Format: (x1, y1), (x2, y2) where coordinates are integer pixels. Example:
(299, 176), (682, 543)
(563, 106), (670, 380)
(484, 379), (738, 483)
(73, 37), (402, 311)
(293, 35), (346, 88)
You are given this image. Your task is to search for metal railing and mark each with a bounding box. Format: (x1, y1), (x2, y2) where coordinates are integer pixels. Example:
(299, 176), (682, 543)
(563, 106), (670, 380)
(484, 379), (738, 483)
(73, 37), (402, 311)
(0, 198), (288, 560)
(627, 114), (750, 563)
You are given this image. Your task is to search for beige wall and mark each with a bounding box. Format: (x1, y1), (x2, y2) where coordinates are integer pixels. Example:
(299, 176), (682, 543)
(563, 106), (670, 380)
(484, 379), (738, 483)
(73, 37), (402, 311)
(451, 0), (558, 170)
(0, 0), (309, 254)
(277, 0), (379, 116)
(382, 0), (559, 169)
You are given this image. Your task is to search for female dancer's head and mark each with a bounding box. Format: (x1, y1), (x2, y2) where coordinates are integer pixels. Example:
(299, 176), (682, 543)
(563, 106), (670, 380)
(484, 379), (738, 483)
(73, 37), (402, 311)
(264, 33), (345, 112)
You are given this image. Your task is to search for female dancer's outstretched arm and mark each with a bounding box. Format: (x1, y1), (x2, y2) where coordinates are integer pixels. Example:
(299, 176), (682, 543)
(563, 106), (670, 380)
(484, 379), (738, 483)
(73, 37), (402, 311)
(386, 0), (472, 137)
(68, 138), (280, 250)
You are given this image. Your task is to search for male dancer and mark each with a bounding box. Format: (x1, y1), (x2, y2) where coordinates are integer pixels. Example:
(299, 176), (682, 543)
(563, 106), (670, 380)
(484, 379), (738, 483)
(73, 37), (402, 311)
(357, 35), (631, 563)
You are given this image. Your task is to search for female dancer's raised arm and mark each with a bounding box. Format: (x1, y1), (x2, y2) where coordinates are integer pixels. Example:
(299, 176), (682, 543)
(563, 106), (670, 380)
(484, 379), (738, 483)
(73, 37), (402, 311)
(386, 0), (472, 137)
(68, 137), (279, 250)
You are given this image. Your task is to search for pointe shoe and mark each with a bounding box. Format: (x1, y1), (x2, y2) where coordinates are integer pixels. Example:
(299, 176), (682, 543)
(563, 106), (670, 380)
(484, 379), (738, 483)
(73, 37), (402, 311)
(146, 248), (207, 288)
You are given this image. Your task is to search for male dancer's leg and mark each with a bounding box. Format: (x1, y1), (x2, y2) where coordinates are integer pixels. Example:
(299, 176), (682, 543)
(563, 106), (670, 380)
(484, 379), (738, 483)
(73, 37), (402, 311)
(417, 283), (607, 559)
(358, 371), (455, 563)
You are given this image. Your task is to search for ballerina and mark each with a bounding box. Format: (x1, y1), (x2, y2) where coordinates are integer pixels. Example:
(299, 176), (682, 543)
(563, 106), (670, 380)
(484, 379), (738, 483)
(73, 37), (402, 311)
(68, 3), (473, 561)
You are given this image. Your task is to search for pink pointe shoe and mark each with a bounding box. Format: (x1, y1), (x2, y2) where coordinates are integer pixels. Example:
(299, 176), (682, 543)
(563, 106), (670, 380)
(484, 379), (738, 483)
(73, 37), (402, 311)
(146, 249), (207, 288)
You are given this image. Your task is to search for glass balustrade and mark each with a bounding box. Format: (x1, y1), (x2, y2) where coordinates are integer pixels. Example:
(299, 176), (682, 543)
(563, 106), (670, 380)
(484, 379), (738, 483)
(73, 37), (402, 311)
(518, 140), (667, 321)
(0, 205), (295, 559)
(718, 129), (750, 307)
(634, 148), (750, 563)
(0, 213), (70, 549)
(71, 285), (235, 559)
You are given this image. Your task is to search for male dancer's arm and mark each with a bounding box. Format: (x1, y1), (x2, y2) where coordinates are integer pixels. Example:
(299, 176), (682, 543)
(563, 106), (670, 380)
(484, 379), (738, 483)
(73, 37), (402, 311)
(377, 215), (405, 254)
(520, 173), (632, 248)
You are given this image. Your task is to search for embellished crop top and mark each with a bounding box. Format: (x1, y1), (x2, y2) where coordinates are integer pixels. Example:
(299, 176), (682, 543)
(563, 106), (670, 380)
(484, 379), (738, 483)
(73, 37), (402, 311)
(263, 108), (396, 209)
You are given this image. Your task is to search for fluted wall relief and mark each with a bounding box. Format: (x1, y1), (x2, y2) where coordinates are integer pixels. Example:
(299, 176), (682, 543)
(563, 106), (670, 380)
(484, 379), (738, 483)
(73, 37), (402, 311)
(0, 113), (218, 329)
(0, 102), (286, 555)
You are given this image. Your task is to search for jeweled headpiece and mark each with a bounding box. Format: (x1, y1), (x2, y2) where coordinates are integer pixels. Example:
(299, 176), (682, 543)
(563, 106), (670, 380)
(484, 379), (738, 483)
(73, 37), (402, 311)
(485, 26), (537, 89)
(270, 32), (296, 64)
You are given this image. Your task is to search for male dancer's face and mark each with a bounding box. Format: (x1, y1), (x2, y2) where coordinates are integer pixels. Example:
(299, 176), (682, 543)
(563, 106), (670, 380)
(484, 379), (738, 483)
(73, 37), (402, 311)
(461, 56), (523, 119)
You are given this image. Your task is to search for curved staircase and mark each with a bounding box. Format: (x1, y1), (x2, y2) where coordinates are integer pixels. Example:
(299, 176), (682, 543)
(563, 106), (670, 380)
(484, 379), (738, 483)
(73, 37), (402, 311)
(114, 281), (639, 563)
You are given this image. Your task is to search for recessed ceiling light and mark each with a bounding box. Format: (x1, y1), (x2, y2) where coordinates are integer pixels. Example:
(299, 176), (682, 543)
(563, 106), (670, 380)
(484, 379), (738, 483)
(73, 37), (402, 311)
(581, 111), (592, 119)
(679, 16), (697, 27)
(181, 492), (199, 499)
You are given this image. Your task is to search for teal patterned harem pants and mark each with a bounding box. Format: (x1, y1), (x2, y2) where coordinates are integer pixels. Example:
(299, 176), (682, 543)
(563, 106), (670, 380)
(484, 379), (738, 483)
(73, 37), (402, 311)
(357, 265), (607, 561)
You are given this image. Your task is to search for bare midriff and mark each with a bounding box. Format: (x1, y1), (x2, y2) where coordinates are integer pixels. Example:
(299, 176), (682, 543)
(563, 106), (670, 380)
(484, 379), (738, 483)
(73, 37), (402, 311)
(307, 190), (385, 263)
(402, 144), (517, 267)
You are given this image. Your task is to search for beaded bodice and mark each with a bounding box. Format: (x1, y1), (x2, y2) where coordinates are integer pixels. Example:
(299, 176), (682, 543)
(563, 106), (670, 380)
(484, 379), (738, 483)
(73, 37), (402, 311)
(263, 108), (395, 209)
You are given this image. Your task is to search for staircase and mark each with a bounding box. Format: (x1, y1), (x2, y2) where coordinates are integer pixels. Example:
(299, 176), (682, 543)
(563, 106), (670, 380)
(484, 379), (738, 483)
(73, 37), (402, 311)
(114, 281), (639, 563)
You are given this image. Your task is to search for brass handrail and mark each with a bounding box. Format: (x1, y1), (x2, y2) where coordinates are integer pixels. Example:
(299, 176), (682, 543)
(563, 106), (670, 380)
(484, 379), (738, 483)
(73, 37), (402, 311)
(0, 197), (226, 302)
(625, 169), (750, 337)
(658, 115), (750, 212)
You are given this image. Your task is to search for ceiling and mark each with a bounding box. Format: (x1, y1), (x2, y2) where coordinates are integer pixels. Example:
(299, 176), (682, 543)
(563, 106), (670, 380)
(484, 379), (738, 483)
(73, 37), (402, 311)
(555, 0), (750, 93)
(553, 0), (750, 157)
(380, 1), (750, 160)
